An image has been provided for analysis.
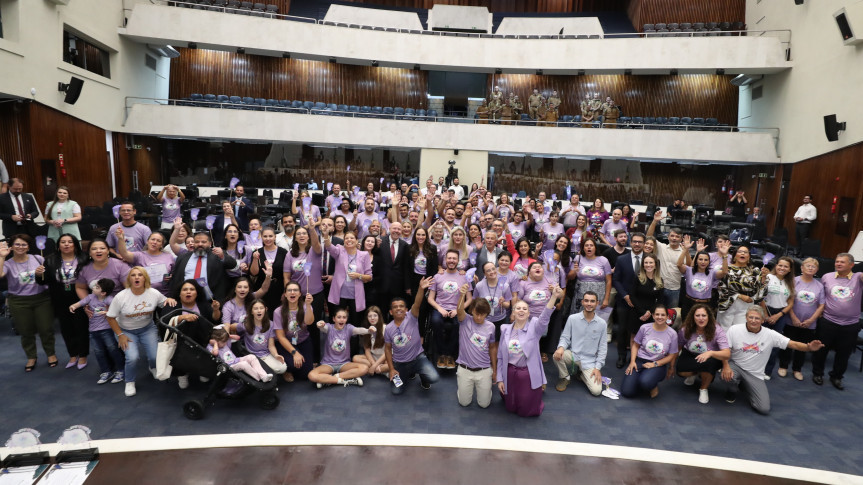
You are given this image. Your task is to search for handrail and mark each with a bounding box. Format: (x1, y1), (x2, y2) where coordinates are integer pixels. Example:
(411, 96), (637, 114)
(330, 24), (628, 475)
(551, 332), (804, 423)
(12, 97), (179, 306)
(124, 96), (780, 142)
(146, 0), (791, 48)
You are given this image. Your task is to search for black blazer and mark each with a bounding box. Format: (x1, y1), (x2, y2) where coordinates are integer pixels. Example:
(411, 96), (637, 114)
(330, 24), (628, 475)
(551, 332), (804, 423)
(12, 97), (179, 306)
(0, 192), (39, 238)
(378, 235), (410, 295)
(169, 250), (238, 302)
(250, 246), (287, 313)
(612, 252), (641, 300)
(211, 215), (229, 247)
(474, 246), (503, 280)
(228, 196), (254, 232)
(321, 236), (344, 278)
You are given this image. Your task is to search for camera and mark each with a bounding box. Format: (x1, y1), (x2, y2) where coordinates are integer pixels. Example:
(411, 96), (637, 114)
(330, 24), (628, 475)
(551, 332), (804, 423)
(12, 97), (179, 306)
(448, 160), (456, 166)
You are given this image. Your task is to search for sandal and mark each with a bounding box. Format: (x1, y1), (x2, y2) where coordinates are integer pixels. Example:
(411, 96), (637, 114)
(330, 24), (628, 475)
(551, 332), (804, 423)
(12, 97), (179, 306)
(25, 360), (37, 372)
(47, 357), (59, 368)
(283, 372), (295, 383)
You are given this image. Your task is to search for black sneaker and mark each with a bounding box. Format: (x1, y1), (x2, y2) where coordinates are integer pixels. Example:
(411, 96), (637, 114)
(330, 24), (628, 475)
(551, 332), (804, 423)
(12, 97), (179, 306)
(724, 390), (737, 403)
(812, 375), (824, 386)
(420, 380), (431, 390)
(830, 377), (845, 390)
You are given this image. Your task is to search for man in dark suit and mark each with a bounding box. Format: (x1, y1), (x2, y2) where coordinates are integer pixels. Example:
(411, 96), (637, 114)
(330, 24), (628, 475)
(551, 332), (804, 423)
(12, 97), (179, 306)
(377, 220), (410, 310)
(169, 231), (238, 302)
(0, 178), (39, 239)
(611, 232), (646, 369)
(228, 185), (255, 232)
(211, 201), (238, 247)
(475, 229), (503, 280)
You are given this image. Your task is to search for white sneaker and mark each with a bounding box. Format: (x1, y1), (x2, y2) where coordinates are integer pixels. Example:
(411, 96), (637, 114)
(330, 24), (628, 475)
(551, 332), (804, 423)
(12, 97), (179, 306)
(177, 375), (189, 389)
(149, 368), (158, 379)
(343, 377), (363, 387)
(110, 371), (124, 384)
(97, 372), (111, 385)
(764, 375), (771, 381)
(124, 382), (137, 397)
(698, 388), (709, 404)
(262, 374), (273, 382)
(684, 376), (696, 386)
(316, 382), (324, 389)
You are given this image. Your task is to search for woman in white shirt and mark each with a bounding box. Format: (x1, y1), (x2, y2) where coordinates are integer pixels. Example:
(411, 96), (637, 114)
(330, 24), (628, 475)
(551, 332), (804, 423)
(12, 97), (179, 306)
(759, 256), (795, 379)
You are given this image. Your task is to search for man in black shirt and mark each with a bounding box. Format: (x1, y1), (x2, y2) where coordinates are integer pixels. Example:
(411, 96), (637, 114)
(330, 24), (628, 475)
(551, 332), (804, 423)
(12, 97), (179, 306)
(726, 191), (748, 222)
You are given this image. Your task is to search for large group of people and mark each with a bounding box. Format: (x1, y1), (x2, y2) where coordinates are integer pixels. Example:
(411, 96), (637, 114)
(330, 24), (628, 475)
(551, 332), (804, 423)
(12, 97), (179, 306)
(1, 175), (855, 418)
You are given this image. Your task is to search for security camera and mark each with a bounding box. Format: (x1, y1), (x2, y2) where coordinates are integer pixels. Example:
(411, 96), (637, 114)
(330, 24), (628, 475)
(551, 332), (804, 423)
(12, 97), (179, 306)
(448, 160), (456, 165)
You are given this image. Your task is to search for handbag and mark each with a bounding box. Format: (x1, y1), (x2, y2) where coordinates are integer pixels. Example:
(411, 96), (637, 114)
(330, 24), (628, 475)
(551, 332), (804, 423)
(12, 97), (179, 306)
(155, 316), (180, 380)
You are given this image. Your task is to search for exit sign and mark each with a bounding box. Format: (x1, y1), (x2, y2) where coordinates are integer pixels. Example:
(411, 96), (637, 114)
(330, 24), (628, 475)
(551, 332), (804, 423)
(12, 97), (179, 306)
(132, 144), (143, 150)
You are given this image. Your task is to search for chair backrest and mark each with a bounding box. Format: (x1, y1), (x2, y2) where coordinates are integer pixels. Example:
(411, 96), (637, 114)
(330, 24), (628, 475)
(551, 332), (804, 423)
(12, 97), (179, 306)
(383, 107), (393, 114)
(394, 107), (405, 115)
(303, 101), (314, 109)
(643, 24), (654, 31)
(242, 96), (255, 104)
(229, 95), (242, 103)
(255, 98), (267, 105)
(655, 23), (666, 30)
(313, 101), (326, 109)
(292, 100), (302, 108)
(217, 95), (229, 102)
(190, 93), (203, 100)
(681, 117), (692, 123)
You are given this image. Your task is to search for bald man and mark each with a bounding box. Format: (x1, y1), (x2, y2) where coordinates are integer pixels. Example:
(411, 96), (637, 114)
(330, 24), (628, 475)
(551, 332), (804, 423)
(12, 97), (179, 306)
(378, 221), (411, 310)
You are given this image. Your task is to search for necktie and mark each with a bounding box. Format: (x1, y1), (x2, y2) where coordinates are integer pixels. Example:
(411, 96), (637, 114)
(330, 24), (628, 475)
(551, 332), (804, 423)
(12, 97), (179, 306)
(193, 255), (203, 279)
(14, 195), (24, 223)
(634, 254), (640, 273)
(391, 241), (396, 260)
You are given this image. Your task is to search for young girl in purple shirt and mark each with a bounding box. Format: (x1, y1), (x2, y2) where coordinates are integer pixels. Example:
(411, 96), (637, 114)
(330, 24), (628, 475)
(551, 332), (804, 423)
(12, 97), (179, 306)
(308, 308), (374, 388)
(208, 326), (273, 382)
(456, 285), (497, 408)
(231, 299), (287, 375)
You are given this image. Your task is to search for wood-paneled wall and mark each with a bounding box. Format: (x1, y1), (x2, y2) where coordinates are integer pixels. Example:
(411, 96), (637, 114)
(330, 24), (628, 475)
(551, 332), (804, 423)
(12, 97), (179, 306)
(489, 74), (738, 124)
(0, 102), (114, 209)
(112, 134), (165, 199)
(627, 0), (744, 31)
(333, 0), (627, 13)
(169, 49), (430, 108)
(779, 143), (863, 258)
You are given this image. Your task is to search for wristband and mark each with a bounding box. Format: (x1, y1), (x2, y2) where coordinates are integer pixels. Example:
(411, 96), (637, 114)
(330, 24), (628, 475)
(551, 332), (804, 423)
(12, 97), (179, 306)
(290, 349), (297, 355)
(116, 332), (125, 337)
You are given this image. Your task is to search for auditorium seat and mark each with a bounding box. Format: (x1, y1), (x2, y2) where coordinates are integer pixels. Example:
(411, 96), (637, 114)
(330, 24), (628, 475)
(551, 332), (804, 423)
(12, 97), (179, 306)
(203, 94), (216, 106)
(227, 95), (242, 108)
(667, 23), (679, 30)
(251, 3), (265, 16)
(657, 28), (669, 35)
(239, 1), (252, 14)
(643, 24), (654, 31)
(655, 117), (667, 128)
(572, 115), (582, 126)
(217, 94), (230, 106)
(680, 117), (693, 129)
(644, 117), (656, 126)
(371, 106), (383, 116)
(682, 28), (695, 35)
(278, 99), (291, 111)
(385, 27), (397, 32)
(668, 116), (680, 129)
(360, 106), (371, 118)
(654, 23), (667, 30)
(290, 100), (303, 112)
(302, 101), (314, 110)
(337, 104), (348, 112)
(348, 105), (359, 113)
(693, 22), (705, 30)
(227, 0), (240, 11)
(265, 4), (278, 16)
(314, 101), (326, 110)
(706, 22), (718, 29)
(190, 93), (204, 106)
(209, 1), (226, 12)
(560, 114), (573, 127)
(705, 118), (719, 131)
(680, 22), (692, 30)
(404, 108), (416, 119)
(692, 117), (705, 130)
(417, 109), (426, 117)
(617, 116), (630, 127)
(632, 116), (643, 127)
(382, 107), (394, 115)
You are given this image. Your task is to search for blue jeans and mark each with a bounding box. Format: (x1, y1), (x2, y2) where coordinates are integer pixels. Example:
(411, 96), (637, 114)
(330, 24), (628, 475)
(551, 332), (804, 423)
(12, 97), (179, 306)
(763, 308), (789, 377)
(391, 353), (440, 395)
(664, 289), (680, 309)
(91, 329), (125, 374)
(118, 323), (158, 382)
(620, 358), (668, 398)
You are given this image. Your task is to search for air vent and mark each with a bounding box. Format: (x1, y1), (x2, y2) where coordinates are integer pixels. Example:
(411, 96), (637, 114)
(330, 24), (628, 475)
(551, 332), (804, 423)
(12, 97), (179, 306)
(145, 54), (157, 71)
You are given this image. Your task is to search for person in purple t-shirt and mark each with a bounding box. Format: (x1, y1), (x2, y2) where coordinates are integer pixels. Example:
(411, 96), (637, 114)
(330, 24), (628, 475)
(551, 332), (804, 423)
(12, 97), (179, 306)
(675, 304), (730, 404)
(69, 278), (123, 385)
(428, 250), (467, 370)
(106, 202), (152, 258)
(385, 277), (439, 395)
(599, 208), (628, 247)
(811, 252), (863, 389)
(156, 184), (185, 230)
(456, 285), (497, 408)
(621, 305), (679, 399)
(209, 326), (273, 382)
(778, 258), (825, 381)
(676, 235), (720, 321)
(232, 299), (287, 375)
(308, 308), (374, 388)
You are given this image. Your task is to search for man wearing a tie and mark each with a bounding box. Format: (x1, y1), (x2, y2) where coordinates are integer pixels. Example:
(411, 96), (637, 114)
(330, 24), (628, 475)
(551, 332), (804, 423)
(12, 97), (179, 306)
(168, 232), (238, 302)
(610, 232), (646, 369)
(0, 178), (39, 239)
(378, 222), (409, 311)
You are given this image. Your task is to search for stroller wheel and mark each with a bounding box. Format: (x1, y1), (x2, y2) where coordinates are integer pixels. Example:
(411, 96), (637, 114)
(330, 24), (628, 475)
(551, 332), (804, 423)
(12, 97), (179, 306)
(183, 400), (205, 420)
(216, 363), (229, 374)
(259, 391), (280, 410)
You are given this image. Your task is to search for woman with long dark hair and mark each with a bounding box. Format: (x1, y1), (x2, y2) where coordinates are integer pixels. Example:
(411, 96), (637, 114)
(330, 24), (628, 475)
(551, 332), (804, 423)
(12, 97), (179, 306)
(273, 282), (315, 381)
(408, 226), (438, 339)
(44, 233), (89, 369)
(249, 227), (287, 315)
(44, 186), (81, 242)
(676, 304), (729, 404)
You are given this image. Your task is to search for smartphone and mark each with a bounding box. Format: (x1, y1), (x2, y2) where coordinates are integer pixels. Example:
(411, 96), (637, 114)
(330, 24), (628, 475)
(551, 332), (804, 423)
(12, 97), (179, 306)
(392, 375), (404, 388)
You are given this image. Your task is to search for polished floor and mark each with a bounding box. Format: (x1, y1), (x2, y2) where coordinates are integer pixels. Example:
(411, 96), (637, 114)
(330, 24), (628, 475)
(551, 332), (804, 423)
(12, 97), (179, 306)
(1, 318), (862, 481)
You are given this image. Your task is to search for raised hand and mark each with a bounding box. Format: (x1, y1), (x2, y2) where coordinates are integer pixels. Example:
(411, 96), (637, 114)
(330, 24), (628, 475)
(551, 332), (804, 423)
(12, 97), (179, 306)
(682, 234), (693, 249)
(696, 238), (707, 253)
(653, 210), (664, 221)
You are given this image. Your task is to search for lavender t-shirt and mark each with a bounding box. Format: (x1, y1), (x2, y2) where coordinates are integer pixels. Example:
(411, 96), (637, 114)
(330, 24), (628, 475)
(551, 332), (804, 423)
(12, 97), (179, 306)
(132, 251), (175, 295)
(272, 306), (309, 344)
(507, 222), (527, 240)
(76, 294), (113, 332)
(457, 315), (496, 369)
(221, 299), (247, 325)
(793, 276), (826, 328)
(634, 324), (679, 361)
(677, 325), (729, 354)
(384, 312), (423, 363)
(321, 323), (356, 366)
(473, 278), (513, 323)
(4, 255), (48, 296)
(235, 323), (276, 358)
(77, 259), (131, 295)
(517, 278), (552, 318)
(601, 219), (628, 242)
(284, 248), (324, 295)
(207, 342), (239, 365)
(822, 272), (863, 326)
(161, 196), (182, 223)
(541, 223), (564, 251)
(432, 271), (464, 311)
(684, 267), (715, 300)
(575, 256), (612, 283)
(106, 222), (152, 253)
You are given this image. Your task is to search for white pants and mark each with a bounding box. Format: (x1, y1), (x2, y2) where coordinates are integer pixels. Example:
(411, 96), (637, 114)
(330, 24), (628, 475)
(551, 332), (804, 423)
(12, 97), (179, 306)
(717, 296), (750, 330)
(261, 354), (288, 374)
(456, 366), (493, 408)
(554, 350), (602, 396)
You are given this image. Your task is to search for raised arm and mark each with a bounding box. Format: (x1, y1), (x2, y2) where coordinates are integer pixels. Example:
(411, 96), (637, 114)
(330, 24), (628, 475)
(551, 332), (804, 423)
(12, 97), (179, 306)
(646, 210), (662, 237)
(410, 276), (432, 317)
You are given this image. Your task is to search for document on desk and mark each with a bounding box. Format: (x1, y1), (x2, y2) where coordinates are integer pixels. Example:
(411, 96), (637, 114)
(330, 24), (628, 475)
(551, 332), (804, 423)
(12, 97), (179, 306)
(0, 465), (48, 485)
(37, 461), (96, 485)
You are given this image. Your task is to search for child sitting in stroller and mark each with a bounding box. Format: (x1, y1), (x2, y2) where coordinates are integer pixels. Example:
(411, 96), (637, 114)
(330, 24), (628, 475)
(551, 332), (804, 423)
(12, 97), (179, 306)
(208, 326), (273, 382)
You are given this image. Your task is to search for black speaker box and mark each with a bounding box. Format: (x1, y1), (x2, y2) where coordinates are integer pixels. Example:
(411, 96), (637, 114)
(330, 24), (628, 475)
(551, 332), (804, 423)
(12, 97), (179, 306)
(824, 114), (846, 142)
(63, 77), (84, 105)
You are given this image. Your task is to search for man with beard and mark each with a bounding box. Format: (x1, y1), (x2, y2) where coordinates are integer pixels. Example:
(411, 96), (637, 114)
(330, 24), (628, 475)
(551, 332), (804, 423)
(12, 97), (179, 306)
(169, 231), (238, 301)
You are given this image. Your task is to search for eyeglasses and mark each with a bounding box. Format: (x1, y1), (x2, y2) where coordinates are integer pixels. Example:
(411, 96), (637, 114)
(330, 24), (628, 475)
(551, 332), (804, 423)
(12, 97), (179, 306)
(285, 288), (301, 293)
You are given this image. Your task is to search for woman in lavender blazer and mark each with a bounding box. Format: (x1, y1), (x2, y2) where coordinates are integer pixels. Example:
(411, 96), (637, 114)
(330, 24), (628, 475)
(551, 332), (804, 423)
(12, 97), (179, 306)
(496, 285), (564, 417)
(323, 230), (372, 326)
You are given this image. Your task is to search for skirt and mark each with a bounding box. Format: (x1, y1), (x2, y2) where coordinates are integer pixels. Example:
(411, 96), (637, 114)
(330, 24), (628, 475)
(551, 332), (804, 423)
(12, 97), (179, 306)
(502, 364), (544, 417)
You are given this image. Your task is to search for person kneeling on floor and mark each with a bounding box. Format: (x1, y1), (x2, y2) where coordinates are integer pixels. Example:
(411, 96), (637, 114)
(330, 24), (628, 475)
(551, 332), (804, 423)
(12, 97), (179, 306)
(553, 291), (607, 396)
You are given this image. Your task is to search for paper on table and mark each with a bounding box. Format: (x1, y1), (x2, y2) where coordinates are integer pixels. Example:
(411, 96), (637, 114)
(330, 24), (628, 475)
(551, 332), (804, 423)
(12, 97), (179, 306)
(40, 461), (94, 485)
(0, 465), (48, 485)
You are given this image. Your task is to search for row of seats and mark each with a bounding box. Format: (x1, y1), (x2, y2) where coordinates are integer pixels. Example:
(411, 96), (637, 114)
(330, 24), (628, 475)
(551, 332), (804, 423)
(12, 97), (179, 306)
(175, 94), (438, 119)
(616, 116), (731, 131)
(644, 21), (745, 37)
(319, 22), (603, 39)
(175, 0), (280, 16)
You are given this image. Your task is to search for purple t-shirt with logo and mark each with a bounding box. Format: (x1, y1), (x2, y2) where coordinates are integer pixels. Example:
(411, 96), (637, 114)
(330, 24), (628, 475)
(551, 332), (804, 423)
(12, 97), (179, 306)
(601, 219), (628, 242)
(106, 222), (152, 253)
(793, 276), (826, 328)
(541, 223), (564, 251)
(684, 267), (715, 300)
(432, 271), (464, 311)
(284, 248), (324, 295)
(457, 315), (496, 369)
(517, 278), (552, 319)
(4, 255), (48, 296)
(634, 324), (679, 361)
(221, 299), (247, 325)
(473, 277), (513, 323)
(273, 306), (309, 344)
(575, 256), (612, 283)
(77, 258), (131, 295)
(76, 294), (114, 332)
(132, 251), (175, 296)
(235, 323), (276, 358)
(677, 324), (728, 354)
(161, 196), (182, 223)
(507, 222), (527, 240)
(821, 272), (863, 326)
(385, 312), (423, 363)
(321, 323), (356, 366)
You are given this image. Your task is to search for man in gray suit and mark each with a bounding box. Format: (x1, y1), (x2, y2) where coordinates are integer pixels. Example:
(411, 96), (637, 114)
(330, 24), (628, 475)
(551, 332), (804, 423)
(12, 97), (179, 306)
(474, 230), (503, 281)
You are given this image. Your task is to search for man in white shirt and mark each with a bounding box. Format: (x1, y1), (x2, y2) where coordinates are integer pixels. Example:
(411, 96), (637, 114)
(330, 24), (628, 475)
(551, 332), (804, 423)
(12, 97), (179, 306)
(419, 179), (440, 198)
(793, 195), (817, 250)
(276, 213), (295, 250)
(646, 210), (684, 309)
(722, 305), (823, 415)
(448, 177), (465, 201)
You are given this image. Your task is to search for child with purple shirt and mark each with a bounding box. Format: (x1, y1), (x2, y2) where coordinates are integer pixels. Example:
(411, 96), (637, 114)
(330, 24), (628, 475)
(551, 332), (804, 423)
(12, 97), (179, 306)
(385, 277), (440, 394)
(621, 304), (679, 399)
(208, 326), (273, 382)
(456, 285), (497, 408)
(231, 299), (287, 375)
(69, 278), (123, 385)
(308, 308), (374, 388)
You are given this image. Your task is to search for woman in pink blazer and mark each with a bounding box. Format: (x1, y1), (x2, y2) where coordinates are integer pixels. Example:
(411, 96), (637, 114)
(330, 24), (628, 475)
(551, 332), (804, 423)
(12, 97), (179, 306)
(323, 230), (372, 326)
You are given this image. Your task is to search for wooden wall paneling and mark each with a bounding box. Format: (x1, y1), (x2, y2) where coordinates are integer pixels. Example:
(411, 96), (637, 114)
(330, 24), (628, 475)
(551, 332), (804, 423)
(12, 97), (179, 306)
(26, 103), (113, 209)
(113, 134), (166, 199)
(0, 102), (36, 192)
(489, 73), (738, 124)
(780, 143), (863, 258)
(626, 0), (744, 31)
(169, 49), (429, 109)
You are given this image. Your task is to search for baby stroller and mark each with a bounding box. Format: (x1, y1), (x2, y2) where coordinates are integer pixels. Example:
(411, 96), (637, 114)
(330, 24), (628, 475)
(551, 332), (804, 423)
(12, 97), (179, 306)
(159, 309), (280, 420)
